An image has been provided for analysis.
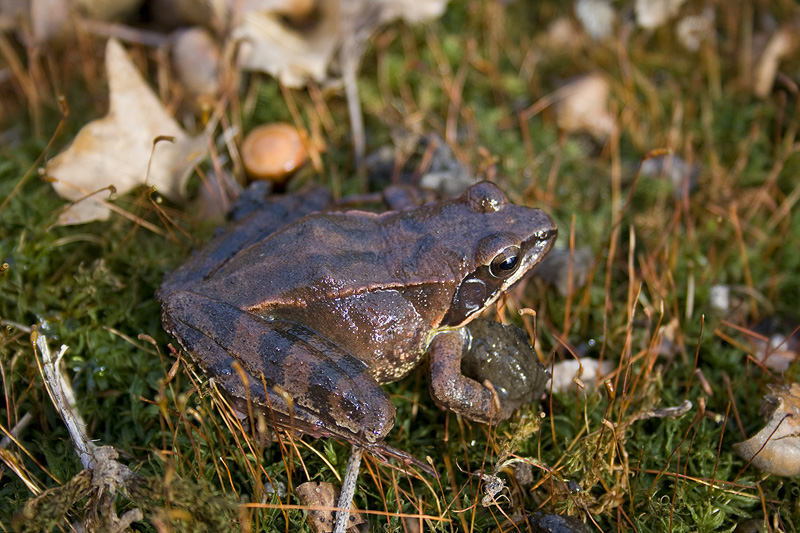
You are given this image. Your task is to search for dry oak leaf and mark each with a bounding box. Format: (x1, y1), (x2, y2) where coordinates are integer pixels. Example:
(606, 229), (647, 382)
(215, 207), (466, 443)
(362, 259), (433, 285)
(233, 0), (449, 88)
(634, 0), (687, 30)
(48, 38), (207, 225)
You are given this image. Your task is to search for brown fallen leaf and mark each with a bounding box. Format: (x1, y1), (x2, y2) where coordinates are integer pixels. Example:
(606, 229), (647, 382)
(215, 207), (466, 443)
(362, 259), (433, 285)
(575, 0), (615, 41)
(753, 26), (799, 99)
(170, 26), (222, 105)
(675, 8), (714, 52)
(233, 0), (447, 171)
(233, 5), (333, 88)
(233, 0), (449, 87)
(1, 0), (70, 44)
(47, 39), (208, 225)
(548, 358), (614, 394)
(538, 18), (585, 53)
(295, 481), (365, 533)
(634, 0), (687, 30)
(554, 74), (617, 141)
(734, 383), (800, 477)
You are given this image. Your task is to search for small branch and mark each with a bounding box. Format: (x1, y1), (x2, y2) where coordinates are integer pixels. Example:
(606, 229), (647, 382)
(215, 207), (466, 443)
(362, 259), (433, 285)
(34, 334), (96, 469)
(333, 446), (363, 533)
(27, 331), (143, 531)
(0, 411), (33, 449)
(341, 42), (366, 183)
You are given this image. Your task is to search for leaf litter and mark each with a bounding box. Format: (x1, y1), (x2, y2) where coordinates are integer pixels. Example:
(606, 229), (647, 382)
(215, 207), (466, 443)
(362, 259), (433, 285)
(46, 39), (208, 225)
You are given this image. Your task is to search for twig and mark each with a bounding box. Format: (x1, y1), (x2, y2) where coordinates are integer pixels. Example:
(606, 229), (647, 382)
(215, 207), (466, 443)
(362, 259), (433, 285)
(629, 400), (693, 424)
(333, 445), (363, 533)
(341, 41), (366, 183)
(0, 412), (33, 449)
(30, 331), (143, 531)
(34, 334), (96, 468)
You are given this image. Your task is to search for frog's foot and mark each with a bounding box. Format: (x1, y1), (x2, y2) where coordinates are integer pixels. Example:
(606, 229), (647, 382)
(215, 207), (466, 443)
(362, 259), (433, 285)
(229, 182), (332, 223)
(161, 290), (395, 446)
(368, 442), (437, 478)
(428, 330), (517, 424)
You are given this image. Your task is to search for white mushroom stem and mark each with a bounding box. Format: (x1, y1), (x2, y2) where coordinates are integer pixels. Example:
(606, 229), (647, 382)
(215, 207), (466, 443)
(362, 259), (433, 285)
(333, 446), (363, 533)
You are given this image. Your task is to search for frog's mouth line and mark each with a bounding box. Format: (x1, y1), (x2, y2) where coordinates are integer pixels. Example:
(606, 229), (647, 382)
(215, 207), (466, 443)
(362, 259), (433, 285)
(505, 227), (558, 291)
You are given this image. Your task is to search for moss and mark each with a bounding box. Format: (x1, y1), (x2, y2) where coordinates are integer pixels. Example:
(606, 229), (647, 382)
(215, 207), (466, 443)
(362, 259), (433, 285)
(3, 1), (800, 531)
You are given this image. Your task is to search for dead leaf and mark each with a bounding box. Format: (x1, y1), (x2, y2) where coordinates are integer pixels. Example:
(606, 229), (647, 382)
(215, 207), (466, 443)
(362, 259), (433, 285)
(295, 481), (364, 533)
(575, 0), (615, 41)
(555, 74), (617, 141)
(538, 18), (584, 52)
(170, 26), (222, 103)
(754, 26), (799, 98)
(734, 384), (800, 477)
(675, 8), (714, 52)
(233, 0), (449, 87)
(0, 0), (70, 44)
(233, 5), (335, 87)
(634, 0), (687, 30)
(548, 358), (614, 394)
(47, 39), (207, 225)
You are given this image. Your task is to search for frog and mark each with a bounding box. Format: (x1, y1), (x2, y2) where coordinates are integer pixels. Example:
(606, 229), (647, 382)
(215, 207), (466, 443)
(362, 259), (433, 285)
(157, 181), (557, 470)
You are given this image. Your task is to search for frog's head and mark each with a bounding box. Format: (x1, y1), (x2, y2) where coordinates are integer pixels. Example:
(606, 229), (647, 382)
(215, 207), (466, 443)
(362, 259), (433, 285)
(440, 181), (557, 328)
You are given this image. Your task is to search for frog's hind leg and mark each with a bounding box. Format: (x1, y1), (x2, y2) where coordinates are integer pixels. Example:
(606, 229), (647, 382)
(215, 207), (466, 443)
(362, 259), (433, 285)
(161, 290), (395, 446)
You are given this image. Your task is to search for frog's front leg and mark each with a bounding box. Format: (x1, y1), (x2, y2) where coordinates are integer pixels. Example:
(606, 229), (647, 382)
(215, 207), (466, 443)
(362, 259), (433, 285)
(428, 329), (517, 423)
(161, 290), (395, 446)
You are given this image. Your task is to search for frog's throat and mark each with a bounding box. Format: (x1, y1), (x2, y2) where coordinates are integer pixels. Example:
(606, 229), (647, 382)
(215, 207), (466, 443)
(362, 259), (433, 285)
(425, 324), (468, 351)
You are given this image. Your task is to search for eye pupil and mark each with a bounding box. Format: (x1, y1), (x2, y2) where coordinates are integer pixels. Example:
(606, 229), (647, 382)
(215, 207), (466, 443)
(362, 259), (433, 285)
(489, 246), (521, 277)
(499, 256), (517, 270)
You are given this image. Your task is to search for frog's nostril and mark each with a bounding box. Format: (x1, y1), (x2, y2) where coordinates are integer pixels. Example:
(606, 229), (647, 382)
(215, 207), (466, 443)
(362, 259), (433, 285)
(541, 228), (557, 242)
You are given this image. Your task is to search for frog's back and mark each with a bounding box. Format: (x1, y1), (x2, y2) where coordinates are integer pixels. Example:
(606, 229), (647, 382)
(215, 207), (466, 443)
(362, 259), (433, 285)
(196, 209), (451, 311)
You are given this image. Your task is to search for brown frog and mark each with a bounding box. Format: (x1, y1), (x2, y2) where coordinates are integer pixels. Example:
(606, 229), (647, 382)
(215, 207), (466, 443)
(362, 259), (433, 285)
(157, 181), (556, 469)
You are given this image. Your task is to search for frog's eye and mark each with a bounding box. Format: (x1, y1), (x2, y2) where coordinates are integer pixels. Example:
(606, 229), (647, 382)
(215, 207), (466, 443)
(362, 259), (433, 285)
(489, 245), (520, 278)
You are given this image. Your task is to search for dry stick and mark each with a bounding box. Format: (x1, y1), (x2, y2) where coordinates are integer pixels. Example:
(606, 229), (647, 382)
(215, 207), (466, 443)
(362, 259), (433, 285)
(32, 331), (143, 529)
(34, 334), (95, 469)
(0, 412), (33, 450)
(341, 37), (366, 185)
(333, 446), (363, 533)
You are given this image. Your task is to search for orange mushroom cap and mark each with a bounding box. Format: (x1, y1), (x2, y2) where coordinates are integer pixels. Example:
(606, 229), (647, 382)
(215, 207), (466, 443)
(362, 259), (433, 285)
(241, 123), (308, 183)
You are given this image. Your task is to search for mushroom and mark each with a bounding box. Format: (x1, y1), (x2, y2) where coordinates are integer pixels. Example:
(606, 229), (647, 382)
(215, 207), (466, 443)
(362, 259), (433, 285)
(240, 123), (308, 183)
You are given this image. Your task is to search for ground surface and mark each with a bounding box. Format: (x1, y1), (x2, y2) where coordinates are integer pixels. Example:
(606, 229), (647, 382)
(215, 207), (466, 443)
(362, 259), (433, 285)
(1, 1), (800, 531)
